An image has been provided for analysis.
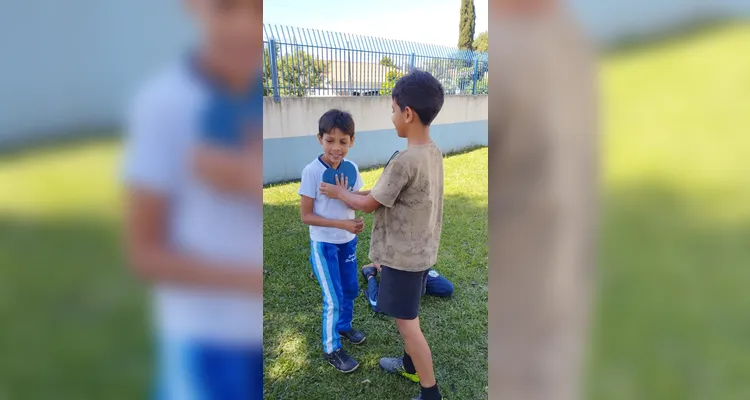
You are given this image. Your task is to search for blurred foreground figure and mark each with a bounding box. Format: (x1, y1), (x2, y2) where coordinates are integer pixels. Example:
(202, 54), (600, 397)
(489, 0), (598, 399)
(121, 0), (263, 398)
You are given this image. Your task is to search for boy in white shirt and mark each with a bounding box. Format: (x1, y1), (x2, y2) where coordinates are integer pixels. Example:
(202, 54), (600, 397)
(122, 1), (263, 398)
(299, 109), (367, 373)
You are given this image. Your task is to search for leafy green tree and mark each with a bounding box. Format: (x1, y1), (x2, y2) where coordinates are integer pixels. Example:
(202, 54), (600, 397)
(473, 31), (488, 53)
(458, 0), (476, 50)
(475, 74), (488, 95)
(263, 45), (328, 97)
(380, 69), (405, 95)
(379, 56), (398, 69)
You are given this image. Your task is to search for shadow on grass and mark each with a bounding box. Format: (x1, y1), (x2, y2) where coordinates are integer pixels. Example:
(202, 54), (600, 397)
(587, 181), (750, 400)
(0, 213), (151, 400)
(262, 194), (488, 400)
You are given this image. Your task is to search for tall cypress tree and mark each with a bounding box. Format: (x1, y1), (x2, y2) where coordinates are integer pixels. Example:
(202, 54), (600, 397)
(458, 0), (476, 51)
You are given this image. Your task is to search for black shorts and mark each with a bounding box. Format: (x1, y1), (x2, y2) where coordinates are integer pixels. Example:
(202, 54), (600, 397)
(377, 265), (429, 320)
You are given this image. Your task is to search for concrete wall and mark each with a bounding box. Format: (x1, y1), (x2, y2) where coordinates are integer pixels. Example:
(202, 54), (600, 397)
(262, 96), (488, 183)
(0, 1), (193, 145)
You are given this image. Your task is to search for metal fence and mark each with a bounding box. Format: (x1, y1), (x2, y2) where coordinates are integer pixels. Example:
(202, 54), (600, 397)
(262, 24), (488, 101)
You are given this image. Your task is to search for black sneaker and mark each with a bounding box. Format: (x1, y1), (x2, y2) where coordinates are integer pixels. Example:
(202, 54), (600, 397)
(411, 387), (443, 400)
(339, 328), (366, 345)
(361, 264), (377, 280)
(324, 349), (360, 373)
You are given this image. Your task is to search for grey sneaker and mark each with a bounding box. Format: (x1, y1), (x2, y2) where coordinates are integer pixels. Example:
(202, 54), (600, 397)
(379, 357), (420, 383)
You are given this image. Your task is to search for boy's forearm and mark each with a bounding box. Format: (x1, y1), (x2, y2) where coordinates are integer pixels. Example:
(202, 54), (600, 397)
(301, 213), (345, 229)
(339, 191), (375, 213)
(128, 246), (262, 294)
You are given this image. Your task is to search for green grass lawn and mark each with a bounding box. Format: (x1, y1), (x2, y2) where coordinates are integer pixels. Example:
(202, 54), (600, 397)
(262, 148), (489, 399)
(588, 22), (750, 399)
(0, 21), (748, 400)
(0, 141), (151, 399)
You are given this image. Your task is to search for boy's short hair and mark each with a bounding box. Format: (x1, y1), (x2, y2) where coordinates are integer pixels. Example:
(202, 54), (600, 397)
(392, 70), (445, 126)
(318, 109), (355, 138)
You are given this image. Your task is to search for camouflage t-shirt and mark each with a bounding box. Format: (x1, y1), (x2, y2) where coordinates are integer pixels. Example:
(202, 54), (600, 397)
(369, 142), (444, 272)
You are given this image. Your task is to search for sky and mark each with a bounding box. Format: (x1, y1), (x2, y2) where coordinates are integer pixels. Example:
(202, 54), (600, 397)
(263, 0), (488, 48)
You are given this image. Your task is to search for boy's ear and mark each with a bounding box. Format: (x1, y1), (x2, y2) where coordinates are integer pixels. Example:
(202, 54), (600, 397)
(349, 136), (355, 147)
(404, 106), (415, 124)
(318, 135), (324, 145)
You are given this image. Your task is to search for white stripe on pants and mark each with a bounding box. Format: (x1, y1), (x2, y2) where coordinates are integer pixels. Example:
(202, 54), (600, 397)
(311, 241), (338, 354)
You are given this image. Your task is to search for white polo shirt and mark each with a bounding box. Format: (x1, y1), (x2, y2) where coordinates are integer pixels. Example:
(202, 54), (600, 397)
(299, 156), (364, 244)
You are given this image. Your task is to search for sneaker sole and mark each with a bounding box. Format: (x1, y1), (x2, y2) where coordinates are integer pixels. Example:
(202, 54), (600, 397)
(343, 336), (366, 345)
(379, 365), (420, 383)
(329, 361), (360, 374)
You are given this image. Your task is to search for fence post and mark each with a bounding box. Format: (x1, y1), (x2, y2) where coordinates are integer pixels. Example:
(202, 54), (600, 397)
(409, 53), (415, 71)
(268, 39), (281, 102)
(472, 58), (479, 95)
(347, 41), (352, 95)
